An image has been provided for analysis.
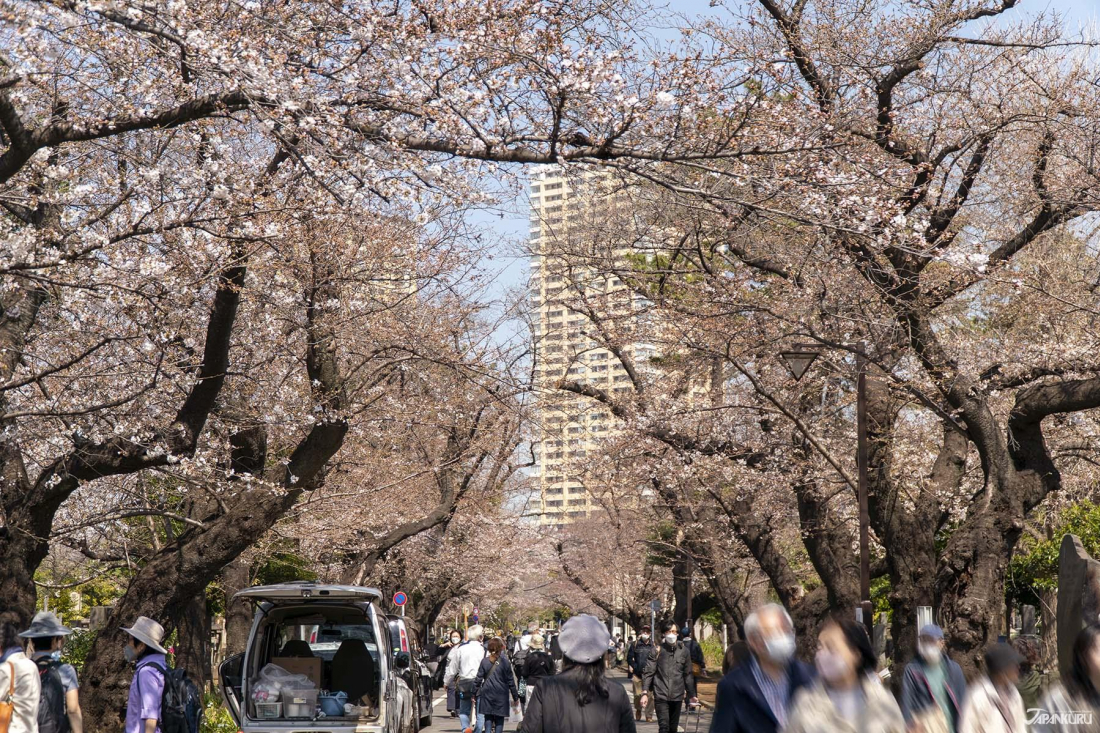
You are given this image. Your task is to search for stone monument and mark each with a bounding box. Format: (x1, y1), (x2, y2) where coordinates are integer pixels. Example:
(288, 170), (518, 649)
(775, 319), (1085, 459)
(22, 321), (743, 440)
(1056, 534), (1100, 678)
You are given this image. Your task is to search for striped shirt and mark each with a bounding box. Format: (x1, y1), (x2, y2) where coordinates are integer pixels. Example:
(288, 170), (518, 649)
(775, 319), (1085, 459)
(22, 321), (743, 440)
(749, 655), (791, 726)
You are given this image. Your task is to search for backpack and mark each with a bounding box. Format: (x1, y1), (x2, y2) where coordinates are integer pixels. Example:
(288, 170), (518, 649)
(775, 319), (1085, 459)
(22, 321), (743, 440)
(141, 663), (203, 733)
(34, 658), (70, 733)
(513, 647), (529, 676)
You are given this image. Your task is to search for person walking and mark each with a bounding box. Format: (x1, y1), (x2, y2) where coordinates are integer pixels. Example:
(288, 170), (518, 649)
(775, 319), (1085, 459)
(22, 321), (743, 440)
(475, 638), (520, 733)
(1010, 636), (1051, 713)
(626, 630), (655, 722)
(20, 612), (83, 733)
(708, 603), (815, 733)
(518, 614), (635, 733)
(640, 623), (698, 733)
(548, 633), (564, 674)
(958, 644), (1026, 733)
(436, 629), (463, 718)
(519, 635), (555, 714)
(1033, 625), (1100, 733)
(900, 625), (967, 733)
(682, 626), (706, 679)
(122, 616), (169, 733)
(785, 615), (904, 733)
(0, 614), (41, 733)
(444, 625), (488, 733)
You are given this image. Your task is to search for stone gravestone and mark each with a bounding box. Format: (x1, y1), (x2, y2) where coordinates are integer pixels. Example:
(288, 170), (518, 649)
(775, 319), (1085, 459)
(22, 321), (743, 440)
(1021, 605), (1036, 636)
(873, 614), (887, 659)
(1057, 534), (1100, 678)
(88, 605), (113, 631)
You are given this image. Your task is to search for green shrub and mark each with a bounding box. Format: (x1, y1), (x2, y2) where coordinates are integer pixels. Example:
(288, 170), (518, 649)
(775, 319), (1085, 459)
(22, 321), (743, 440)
(62, 628), (96, 675)
(699, 635), (724, 672)
(202, 693), (238, 733)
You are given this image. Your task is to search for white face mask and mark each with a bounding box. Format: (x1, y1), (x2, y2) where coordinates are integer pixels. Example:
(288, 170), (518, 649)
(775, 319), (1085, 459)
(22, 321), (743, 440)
(664, 633), (678, 645)
(640, 634), (650, 642)
(919, 643), (942, 664)
(815, 649), (852, 683)
(762, 633), (797, 664)
(451, 637), (461, 644)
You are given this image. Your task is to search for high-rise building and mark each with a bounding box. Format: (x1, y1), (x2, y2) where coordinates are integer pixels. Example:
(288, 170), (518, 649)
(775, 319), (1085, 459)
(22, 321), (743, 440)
(528, 167), (656, 526)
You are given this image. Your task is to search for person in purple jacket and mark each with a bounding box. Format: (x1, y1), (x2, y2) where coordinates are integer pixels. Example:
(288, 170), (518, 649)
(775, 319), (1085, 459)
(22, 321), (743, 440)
(122, 616), (169, 733)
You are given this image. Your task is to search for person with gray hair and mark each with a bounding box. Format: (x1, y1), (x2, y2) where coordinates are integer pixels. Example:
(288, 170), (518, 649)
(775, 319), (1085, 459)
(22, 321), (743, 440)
(445, 625), (488, 733)
(709, 603), (815, 733)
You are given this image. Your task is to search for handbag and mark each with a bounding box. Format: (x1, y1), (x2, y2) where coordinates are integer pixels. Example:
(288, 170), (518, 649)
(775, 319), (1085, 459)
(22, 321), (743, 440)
(0, 661), (15, 733)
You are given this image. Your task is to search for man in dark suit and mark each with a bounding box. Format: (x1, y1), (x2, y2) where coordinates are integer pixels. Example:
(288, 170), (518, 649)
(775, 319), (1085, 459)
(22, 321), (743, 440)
(709, 604), (815, 733)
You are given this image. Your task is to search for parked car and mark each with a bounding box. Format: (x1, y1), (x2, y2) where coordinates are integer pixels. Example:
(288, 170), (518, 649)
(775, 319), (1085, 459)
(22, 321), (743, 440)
(385, 615), (433, 729)
(219, 582), (415, 733)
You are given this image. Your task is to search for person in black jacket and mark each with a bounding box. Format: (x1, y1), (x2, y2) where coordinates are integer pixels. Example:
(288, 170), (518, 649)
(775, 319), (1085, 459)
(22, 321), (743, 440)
(626, 631), (655, 722)
(641, 623), (698, 733)
(519, 614), (635, 733)
(519, 635), (556, 714)
(475, 637), (520, 733)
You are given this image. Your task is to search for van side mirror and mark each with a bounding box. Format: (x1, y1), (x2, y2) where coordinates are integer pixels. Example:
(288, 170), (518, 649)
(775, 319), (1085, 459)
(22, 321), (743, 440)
(395, 651), (411, 669)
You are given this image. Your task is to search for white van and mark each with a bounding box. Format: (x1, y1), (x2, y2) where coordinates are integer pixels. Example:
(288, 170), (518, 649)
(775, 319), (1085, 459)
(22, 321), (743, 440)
(219, 583), (416, 733)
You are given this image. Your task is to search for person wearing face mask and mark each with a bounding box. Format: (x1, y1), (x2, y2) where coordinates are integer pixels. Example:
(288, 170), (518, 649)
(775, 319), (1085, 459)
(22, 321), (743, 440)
(785, 615), (904, 733)
(958, 644), (1026, 733)
(900, 625), (967, 733)
(627, 631), (656, 722)
(1034, 625), (1100, 733)
(20, 611), (83, 733)
(640, 623), (698, 733)
(708, 603), (815, 733)
(122, 616), (168, 733)
(435, 630), (464, 717)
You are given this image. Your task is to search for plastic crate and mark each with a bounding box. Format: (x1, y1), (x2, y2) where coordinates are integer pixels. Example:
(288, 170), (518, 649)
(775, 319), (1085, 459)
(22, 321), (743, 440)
(255, 702), (282, 719)
(283, 689), (318, 719)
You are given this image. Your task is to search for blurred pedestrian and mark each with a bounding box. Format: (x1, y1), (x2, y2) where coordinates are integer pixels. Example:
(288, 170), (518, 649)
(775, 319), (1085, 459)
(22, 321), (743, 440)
(709, 603), (815, 733)
(21, 611), (83, 733)
(627, 630), (656, 722)
(0, 613), (41, 733)
(722, 642), (750, 675)
(640, 622), (698, 733)
(519, 614), (635, 733)
(900, 625), (966, 733)
(785, 615), (904, 733)
(1010, 635), (1052, 712)
(1033, 625), (1100, 733)
(682, 626), (706, 679)
(958, 643), (1026, 733)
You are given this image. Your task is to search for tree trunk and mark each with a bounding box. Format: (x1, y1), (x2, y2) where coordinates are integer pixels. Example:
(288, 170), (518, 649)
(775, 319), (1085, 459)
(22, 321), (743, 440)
(174, 593), (211, 691)
(672, 552), (691, 631)
(222, 557), (252, 656)
(1040, 587), (1057, 672)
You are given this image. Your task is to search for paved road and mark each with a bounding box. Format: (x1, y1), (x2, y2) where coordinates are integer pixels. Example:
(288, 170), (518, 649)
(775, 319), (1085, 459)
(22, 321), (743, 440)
(426, 669), (713, 733)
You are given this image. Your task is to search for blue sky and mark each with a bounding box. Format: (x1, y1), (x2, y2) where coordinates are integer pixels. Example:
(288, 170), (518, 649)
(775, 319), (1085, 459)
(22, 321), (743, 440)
(471, 0), (1099, 347)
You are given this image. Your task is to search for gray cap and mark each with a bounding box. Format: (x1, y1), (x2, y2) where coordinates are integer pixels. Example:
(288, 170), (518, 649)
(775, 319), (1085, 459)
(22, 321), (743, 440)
(19, 612), (72, 639)
(558, 614), (610, 664)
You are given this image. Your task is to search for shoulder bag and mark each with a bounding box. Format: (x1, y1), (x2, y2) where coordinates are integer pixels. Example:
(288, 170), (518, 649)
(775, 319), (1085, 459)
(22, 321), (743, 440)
(0, 661), (15, 733)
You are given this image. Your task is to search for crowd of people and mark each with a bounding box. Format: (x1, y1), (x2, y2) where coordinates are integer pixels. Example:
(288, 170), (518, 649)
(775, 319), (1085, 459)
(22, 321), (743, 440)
(708, 602), (1100, 733)
(5, 603), (1100, 733)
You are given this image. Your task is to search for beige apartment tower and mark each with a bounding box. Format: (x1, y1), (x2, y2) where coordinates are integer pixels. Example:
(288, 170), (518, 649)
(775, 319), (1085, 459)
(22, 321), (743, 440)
(528, 167), (655, 526)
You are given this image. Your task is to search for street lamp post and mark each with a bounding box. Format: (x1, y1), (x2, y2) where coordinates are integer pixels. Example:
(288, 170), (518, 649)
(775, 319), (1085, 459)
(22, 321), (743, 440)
(780, 342), (874, 642)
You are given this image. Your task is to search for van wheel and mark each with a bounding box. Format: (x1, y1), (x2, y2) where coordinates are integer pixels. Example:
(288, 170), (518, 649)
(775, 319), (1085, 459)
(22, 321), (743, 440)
(419, 704), (432, 729)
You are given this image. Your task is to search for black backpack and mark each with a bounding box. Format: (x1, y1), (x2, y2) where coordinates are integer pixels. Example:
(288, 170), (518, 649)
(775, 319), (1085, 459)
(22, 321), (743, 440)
(141, 663), (203, 733)
(34, 658), (70, 733)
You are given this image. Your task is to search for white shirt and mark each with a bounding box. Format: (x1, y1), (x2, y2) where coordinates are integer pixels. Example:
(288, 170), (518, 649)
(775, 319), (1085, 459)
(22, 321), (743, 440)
(444, 641), (487, 686)
(0, 651), (42, 733)
(515, 633), (534, 655)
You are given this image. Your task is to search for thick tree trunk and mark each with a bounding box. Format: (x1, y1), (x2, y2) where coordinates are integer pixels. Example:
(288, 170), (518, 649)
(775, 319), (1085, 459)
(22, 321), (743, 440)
(222, 557), (253, 656)
(174, 593), (212, 691)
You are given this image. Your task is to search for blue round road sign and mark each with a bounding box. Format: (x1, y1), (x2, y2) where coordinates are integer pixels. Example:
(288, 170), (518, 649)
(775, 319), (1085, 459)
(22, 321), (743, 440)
(393, 592), (407, 606)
